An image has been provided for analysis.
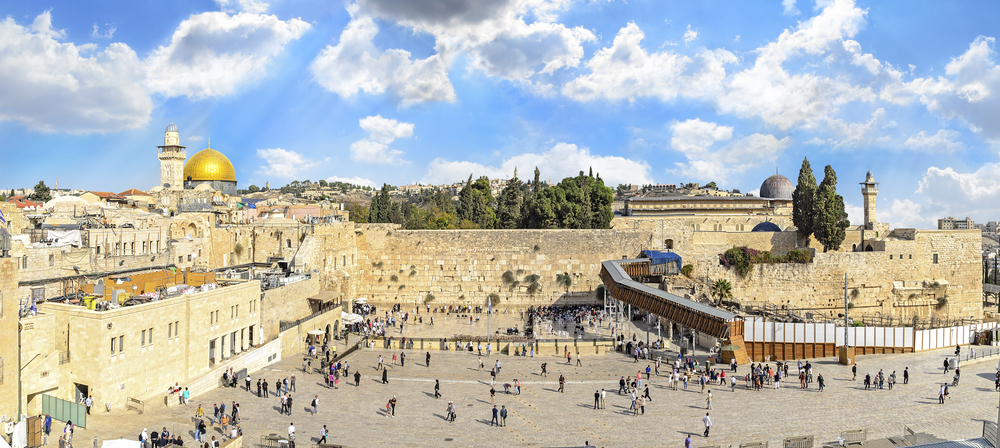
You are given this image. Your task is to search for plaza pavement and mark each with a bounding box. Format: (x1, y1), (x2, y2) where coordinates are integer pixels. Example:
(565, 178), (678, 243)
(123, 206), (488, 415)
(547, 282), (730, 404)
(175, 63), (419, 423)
(67, 318), (1000, 448)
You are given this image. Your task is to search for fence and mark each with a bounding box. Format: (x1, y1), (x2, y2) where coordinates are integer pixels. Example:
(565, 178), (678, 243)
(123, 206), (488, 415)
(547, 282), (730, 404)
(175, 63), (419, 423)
(742, 316), (999, 361)
(278, 302), (337, 333)
(41, 394), (86, 428)
(984, 421), (997, 448)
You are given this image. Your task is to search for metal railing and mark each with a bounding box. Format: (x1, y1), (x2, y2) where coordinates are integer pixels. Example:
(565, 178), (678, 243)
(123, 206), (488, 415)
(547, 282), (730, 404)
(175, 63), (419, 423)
(983, 421), (997, 448)
(840, 429), (867, 446)
(278, 303), (337, 332)
(58, 350), (70, 365)
(782, 436), (813, 448)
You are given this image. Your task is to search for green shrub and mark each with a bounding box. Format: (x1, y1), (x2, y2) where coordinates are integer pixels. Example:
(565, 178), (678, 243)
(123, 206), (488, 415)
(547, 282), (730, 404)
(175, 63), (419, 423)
(719, 246), (812, 277)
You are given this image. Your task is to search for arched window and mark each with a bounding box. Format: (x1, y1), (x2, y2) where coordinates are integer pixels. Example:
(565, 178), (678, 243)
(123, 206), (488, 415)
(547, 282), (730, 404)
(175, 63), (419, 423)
(287, 239), (292, 248)
(664, 239), (674, 250)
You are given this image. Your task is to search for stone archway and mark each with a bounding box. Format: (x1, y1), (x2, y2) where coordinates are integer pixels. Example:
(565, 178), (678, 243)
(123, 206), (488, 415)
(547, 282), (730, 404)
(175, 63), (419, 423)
(865, 244), (873, 251)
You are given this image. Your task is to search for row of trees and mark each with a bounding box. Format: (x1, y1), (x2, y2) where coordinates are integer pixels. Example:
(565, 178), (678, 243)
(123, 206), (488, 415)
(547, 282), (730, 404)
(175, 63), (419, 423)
(238, 179), (374, 196)
(359, 167), (615, 230)
(792, 158), (850, 252)
(2, 181), (53, 202)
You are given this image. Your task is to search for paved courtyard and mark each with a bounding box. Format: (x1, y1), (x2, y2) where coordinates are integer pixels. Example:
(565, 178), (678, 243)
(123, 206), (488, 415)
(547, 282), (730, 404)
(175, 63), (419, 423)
(68, 333), (1000, 448)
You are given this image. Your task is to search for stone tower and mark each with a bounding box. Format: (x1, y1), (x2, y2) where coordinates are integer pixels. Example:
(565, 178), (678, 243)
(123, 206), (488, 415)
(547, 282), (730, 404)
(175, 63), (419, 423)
(158, 122), (186, 189)
(860, 169), (878, 229)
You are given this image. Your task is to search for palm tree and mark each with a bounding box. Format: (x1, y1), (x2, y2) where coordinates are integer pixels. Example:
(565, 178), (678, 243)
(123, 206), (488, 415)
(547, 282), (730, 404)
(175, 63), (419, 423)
(710, 279), (733, 306)
(556, 272), (573, 294)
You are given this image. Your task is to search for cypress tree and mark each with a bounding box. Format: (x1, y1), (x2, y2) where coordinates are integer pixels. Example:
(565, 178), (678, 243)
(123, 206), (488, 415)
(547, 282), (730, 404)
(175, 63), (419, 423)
(497, 177), (524, 229)
(792, 157), (817, 244)
(813, 165), (850, 252)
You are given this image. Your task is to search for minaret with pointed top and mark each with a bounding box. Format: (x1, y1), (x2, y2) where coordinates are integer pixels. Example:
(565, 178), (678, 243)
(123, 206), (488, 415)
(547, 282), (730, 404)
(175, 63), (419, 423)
(513, 166), (518, 180)
(158, 121), (186, 189)
(860, 169), (878, 230)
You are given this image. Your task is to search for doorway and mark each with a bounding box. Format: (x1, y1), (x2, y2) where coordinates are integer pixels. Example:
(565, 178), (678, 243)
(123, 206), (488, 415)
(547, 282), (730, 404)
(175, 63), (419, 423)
(73, 383), (88, 404)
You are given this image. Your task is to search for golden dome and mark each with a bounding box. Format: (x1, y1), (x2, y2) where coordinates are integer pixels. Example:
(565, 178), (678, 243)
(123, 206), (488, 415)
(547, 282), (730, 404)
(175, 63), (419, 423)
(183, 146), (236, 182)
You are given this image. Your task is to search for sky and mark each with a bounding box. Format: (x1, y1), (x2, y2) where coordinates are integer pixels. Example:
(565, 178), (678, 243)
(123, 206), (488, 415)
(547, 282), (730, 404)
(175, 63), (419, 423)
(2, 0), (1000, 229)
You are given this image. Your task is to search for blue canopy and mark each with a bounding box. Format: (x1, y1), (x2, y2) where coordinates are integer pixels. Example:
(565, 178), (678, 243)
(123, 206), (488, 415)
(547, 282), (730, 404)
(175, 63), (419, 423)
(640, 250), (682, 266)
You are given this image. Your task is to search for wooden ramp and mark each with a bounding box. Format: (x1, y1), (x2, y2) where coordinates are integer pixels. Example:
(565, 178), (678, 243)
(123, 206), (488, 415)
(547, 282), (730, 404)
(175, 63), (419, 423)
(600, 258), (746, 350)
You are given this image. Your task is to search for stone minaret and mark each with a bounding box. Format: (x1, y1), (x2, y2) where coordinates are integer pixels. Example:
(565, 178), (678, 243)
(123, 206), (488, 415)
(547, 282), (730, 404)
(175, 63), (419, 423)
(158, 122), (186, 189)
(860, 169), (878, 230)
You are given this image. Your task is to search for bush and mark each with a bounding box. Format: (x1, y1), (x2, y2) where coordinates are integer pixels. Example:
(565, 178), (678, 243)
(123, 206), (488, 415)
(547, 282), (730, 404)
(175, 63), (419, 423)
(390, 274), (399, 282)
(681, 264), (694, 278)
(719, 246), (812, 277)
(424, 293), (435, 302)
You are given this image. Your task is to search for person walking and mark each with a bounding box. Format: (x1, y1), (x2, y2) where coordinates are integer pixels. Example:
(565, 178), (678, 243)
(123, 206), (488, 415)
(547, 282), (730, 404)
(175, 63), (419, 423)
(490, 386), (496, 405)
(311, 396), (318, 415)
(478, 356), (484, 372)
(904, 367), (909, 384)
(389, 396), (396, 416)
(354, 370), (361, 387)
(706, 391), (712, 409)
(638, 394), (646, 415)
(499, 405), (508, 427)
(377, 355), (383, 371)
(318, 426), (328, 445)
(618, 376), (626, 394)
(939, 384), (946, 404)
(491, 405), (499, 426)
(852, 363), (857, 381)
(593, 390), (600, 409)
(864, 374), (871, 390)
(576, 353), (582, 366)
(446, 401), (456, 423)
(541, 363), (547, 377)
(382, 369), (388, 384)
(644, 385), (652, 402)
(558, 374), (565, 393)
(600, 389), (607, 409)
(426, 352), (431, 367)
(290, 374), (296, 392)
(818, 374), (825, 392)
(702, 413), (713, 437)
(434, 380), (441, 399)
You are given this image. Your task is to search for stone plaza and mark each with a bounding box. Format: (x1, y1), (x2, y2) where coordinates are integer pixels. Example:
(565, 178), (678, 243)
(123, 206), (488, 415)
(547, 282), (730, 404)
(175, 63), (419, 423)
(66, 316), (1000, 448)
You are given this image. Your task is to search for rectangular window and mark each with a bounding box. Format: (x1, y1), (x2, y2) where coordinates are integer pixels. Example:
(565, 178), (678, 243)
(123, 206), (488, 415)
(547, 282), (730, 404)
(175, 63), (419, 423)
(118, 335), (124, 353)
(141, 330), (146, 346)
(48, 254), (54, 266)
(149, 327), (153, 344)
(900, 254), (903, 260)
(168, 322), (173, 337)
(909, 254), (912, 260)
(235, 304), (238, 318)
(111, 337), (116, 354)
(933, 254), (939, 264)
(178, 256), (183, 263)
(174, 321), (179, 338)
(889, 255), (893, 260)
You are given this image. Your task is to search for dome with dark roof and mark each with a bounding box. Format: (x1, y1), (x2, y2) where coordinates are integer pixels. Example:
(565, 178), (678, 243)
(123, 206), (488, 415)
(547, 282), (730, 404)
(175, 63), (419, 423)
(751, 221), (781, 232)
(166, 122), (178, 132)
(759, 174), (793, 200)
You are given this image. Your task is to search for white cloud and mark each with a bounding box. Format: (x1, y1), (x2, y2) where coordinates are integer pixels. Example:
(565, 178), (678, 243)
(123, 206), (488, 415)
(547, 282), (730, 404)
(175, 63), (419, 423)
(782, 0), (800, 15)
(716, 0), (874, 130)
(844, 201), (863, 225)
(915, 164), (1000, 224)
(187, 135), (204, 142)
(0, 12), (151, 133)
(562, 22), (736, 102)
(422, 142), (653, 186)
(326, 175), (377, 188)
(903, 129), (965, 153)
(882, 198), (933, 229)
(349, 115), (414, 164)
(884, 36), (1000, 140)
(310, 16), (454, 105)
(145, 12), (309, 99)
(345, 0), (594, 99)
(91, 23), (116, 39)
(215, 0), (270, 14)
(668, 118), (791, 180)
(683, 25), (698, 45)
(256, 148), (320, 178)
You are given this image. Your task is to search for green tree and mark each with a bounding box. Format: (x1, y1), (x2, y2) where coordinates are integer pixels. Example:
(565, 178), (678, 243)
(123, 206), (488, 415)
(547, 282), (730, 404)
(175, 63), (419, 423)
(319, 179), (328, 187)
(705, 181), (718, 190)
(533, 166), (541, 195)
(369, 184), (393, 223)
(556, 272), (573, 294)
(344, 201), (369, 223)
(457, 175), (495, 228)
(30, 181), (51, 202)
(247, 184), (260, 193)
(710, 278), (733, 306)
(497, 176), (524, 229)
(792, 157), (818, 244)
(813, 165), (850, 252)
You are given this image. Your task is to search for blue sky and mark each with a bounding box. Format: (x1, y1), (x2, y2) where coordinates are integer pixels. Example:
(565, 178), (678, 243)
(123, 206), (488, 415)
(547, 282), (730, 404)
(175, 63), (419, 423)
(3, 0), (1000, 229)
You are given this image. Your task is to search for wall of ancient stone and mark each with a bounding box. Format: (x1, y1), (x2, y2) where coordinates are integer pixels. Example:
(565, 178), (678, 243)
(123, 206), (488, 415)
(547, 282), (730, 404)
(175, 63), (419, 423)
(0, 258), (19, 421)
(260, 277), (320, 342)
(350, 226), (650, 307)
(698, 229), (982, 321)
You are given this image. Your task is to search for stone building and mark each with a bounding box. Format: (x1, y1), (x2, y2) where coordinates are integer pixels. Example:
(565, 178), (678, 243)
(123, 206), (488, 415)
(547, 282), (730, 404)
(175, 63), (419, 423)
(623, 173), (793, 217)
(938, 216), (975, 230)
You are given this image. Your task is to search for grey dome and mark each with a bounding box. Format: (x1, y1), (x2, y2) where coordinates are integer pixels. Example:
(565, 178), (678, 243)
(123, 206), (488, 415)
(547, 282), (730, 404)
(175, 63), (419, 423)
(751, 222), (781, 232)
(166, 122), (178, 132)
(760, 174), (793, 200)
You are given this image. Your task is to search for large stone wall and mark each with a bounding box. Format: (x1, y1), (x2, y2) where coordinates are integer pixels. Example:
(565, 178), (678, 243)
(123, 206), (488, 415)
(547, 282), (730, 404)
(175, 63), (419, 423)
(699, 229), (983, 321)
(0, 258), (18, 421)
(260, 277), (320, 341)
(350, 226), (650, 307)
